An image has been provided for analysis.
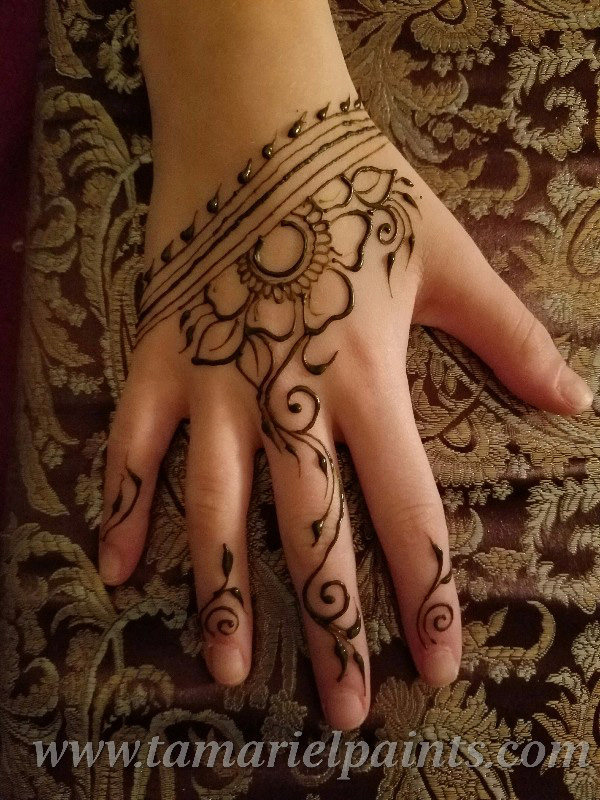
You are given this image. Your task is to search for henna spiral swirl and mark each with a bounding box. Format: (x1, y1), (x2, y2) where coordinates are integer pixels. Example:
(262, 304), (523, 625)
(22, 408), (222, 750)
(203, 605), (240, 637)
(286, 385), (321, 432)
(417, 539), (454, 648)
(421, 603), (453, 641)
(199, 544), (245, 638)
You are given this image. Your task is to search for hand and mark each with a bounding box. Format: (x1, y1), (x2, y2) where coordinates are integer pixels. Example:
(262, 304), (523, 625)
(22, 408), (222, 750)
(98, 96), (593, 732)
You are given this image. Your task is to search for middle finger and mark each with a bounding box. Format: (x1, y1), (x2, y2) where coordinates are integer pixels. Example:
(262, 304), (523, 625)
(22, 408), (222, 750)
(261, 393), (371, 732)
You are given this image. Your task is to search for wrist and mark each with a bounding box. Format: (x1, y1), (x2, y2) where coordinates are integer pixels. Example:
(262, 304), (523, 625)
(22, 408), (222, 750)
(136, 0), (355, 178)
(143, 90), (377, 263)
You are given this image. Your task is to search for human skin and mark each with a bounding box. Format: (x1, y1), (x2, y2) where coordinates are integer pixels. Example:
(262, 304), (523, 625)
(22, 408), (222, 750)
(98, 0), (594, 732)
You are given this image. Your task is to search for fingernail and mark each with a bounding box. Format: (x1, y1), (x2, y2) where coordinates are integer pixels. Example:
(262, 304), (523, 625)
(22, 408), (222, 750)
(422, 647), (459, 687)
(324, 690), (365, 731)
(205, 642), (246, 686)
(559, 368), (594, 413)
(99, 543), (122, 585)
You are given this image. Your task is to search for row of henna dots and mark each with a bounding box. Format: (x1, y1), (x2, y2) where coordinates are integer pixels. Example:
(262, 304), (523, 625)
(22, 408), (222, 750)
(141, 95), (366, 285)
(208, 94), (365, 211)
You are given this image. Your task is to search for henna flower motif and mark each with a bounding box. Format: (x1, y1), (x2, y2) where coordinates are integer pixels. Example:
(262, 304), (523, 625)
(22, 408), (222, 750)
(183, 167), (413, 369)
(199, 201), (342, 352)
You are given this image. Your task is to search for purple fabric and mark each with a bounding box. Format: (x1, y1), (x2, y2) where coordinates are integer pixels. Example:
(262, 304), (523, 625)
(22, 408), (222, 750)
(0, 0), (43, 494)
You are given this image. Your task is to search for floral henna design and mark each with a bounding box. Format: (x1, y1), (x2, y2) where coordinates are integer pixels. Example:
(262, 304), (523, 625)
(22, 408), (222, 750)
(136, 99), (421, 691)
(100, 464), (142, 542)
(416, 538), (454, 649)
(199, 544), (245, 637)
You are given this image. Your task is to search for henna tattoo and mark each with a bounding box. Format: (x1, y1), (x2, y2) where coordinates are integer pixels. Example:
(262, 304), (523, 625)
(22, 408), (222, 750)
(100, 464), (142, 541)
(238, 160), (253, 185)
(288, 112), (307, 138)
(416, 538), (454, 649)
(138, 99), (421, 690)
(207, 188), (220, 215)
(199, 544), (245, 637)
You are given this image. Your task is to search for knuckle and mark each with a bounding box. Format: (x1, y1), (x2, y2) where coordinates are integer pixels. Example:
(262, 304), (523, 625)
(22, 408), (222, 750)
(283, 528), (321, 563)
(345, 329), (377, 373)
(386, 497), (445, 539)
(186, 470), (233, 525)
(276, 499), (341, 563)
(410, 255), (433, 322)
(106, 432), (129, 466)
(509, 307), (551, 363)
(345, 326), (393, 383)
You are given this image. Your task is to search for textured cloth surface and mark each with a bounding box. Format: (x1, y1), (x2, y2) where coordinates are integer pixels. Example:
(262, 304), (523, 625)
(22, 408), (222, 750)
(1, 2), (600, 799)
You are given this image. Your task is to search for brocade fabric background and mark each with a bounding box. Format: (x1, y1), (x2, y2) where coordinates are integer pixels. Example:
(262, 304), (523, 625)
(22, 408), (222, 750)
(1, 1), (600, 798)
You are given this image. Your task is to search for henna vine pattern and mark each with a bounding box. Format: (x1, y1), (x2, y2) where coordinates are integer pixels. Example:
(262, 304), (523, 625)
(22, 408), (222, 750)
(136, 98), (426, 690)
(416, 538), (454, 649)
(199, 544), (245, 637)
(101, 464), (142, 542)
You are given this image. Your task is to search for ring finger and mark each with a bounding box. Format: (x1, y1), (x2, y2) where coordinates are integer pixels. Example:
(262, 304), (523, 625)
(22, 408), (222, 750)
(335, 368), (462, 688)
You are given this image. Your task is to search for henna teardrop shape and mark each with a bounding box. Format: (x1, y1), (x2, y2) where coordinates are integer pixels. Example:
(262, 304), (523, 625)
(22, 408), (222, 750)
(180, 216), (196, 242)
(317, 103), (330, 121)
(207, 189), (220, 214)
(238, 160), (253, 184)
(288, 112), (307, 138)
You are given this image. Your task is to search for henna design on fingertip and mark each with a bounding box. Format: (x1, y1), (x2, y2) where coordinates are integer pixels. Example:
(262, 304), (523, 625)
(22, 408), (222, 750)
(101, 464), (142, 542)
(416, 538), (454, 649)
(199, 544), (245, 637)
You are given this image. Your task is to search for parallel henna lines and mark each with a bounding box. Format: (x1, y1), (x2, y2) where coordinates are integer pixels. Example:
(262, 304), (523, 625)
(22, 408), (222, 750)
(139, 114), (368, 306)
(137, 122), (385, 340)
(144, 108), (370, 293)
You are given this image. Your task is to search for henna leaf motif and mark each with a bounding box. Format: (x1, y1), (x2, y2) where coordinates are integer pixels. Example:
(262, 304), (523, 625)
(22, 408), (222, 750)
(222, 544), (233, 579)
(352, 166), (396, 206)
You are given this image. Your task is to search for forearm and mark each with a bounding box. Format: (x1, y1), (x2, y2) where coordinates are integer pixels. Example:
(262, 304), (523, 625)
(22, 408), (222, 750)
(135, 0), (355, 185)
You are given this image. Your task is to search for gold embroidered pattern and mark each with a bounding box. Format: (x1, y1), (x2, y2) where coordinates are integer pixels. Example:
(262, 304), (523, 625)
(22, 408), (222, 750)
(1, 1), (599, 797)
